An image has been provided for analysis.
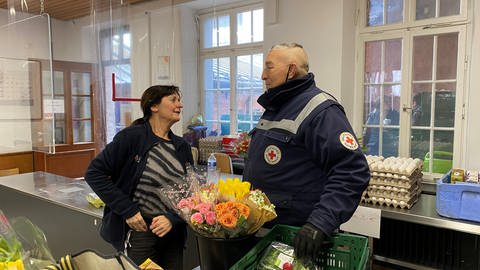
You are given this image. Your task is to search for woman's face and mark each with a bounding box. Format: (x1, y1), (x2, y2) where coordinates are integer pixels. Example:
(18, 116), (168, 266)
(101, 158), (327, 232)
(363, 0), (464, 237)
(151, 93), (183, 123)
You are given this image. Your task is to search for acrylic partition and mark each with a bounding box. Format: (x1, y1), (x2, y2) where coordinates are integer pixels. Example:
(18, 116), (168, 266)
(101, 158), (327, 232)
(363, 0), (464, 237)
(0, 14), (55, 154)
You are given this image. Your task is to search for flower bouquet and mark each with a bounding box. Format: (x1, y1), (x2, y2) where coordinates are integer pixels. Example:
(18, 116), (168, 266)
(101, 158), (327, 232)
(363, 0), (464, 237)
(162, 168), (276, 239)
(233, 132), (251, 158)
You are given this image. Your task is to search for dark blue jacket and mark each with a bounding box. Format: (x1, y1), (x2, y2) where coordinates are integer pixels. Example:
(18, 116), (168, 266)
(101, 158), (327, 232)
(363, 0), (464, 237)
(85, 121), (193, 250)
(243, 73), (370, 236)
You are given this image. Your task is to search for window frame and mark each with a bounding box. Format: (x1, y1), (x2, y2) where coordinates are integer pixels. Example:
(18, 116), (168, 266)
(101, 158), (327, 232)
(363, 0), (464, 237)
(355, 0), (468, 179)
(358, 0), (468, 34)
(199, 2), (264, 136)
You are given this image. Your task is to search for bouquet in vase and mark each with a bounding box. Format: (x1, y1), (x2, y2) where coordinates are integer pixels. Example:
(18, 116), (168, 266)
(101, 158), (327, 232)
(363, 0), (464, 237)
(162, 167), (276, 238)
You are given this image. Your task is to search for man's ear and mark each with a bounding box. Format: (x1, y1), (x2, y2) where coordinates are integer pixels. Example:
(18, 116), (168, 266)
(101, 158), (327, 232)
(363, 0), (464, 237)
(288, 64), (297, 79)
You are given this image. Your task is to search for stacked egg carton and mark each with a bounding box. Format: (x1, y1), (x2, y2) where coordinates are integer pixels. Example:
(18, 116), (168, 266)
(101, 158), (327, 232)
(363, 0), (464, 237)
(362, 156), (423, 209)
(198, 136), (223, 164)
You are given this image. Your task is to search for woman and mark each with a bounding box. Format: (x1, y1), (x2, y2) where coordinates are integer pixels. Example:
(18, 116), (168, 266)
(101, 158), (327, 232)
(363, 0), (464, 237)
(85, 85), (193, 269)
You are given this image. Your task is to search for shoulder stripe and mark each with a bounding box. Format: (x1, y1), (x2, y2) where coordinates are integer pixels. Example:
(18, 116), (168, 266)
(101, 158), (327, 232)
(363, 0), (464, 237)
(255, 93), (331, 134)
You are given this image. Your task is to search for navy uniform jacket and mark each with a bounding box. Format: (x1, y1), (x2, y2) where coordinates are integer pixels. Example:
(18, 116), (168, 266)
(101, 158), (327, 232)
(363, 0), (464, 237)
(243, 73), (370, 236)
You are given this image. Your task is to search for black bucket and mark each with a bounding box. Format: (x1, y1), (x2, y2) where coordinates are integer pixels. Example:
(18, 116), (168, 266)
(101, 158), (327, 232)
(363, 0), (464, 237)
(195, 233), (257, 270)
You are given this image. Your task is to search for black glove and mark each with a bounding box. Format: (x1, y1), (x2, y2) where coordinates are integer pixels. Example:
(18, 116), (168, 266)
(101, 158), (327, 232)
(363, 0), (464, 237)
(293, 223), (329, 263)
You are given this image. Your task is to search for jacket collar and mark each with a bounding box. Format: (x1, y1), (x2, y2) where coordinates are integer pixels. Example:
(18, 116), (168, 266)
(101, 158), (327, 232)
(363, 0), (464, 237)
(258, 73), (315, 111)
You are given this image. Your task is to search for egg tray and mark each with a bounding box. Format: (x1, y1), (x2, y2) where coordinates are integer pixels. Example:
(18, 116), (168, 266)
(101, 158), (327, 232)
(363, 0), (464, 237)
(370, 169), (423, 181)
(367, 180), (420, 194)
(361, 192), (419, 209)
(369, 177), (420, 189)
(367, 186), (420, 201)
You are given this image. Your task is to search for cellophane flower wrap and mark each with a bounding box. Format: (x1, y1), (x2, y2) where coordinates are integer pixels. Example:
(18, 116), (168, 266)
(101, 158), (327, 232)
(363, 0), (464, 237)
(162, 166), (276, 238)
(233, 132), (251, 158)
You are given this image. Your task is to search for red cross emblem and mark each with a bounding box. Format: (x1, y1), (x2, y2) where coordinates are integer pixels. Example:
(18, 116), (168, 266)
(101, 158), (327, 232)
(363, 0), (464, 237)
(264, 145), (281, 165)
(339, 132), (358, 150)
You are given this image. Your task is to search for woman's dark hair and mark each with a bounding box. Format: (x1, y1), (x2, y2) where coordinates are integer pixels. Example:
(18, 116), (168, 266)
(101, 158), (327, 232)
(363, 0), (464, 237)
(130, 85), (180, 126)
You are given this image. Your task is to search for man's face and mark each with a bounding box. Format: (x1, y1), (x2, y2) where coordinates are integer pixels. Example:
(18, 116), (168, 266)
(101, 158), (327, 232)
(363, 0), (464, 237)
(261, 50), (290, 90)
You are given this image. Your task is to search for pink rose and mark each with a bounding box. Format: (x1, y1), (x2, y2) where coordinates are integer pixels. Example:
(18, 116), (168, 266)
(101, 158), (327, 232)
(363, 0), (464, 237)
(205, 211), (216, 225)
(194, 203), (212, 214)
(177, 198), (194, 209)
(190, 212), (204, 224)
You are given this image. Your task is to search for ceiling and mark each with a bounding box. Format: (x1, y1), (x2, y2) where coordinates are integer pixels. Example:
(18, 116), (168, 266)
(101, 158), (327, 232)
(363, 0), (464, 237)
(0, 0), (244, 21)
(0, 0), (156, 21)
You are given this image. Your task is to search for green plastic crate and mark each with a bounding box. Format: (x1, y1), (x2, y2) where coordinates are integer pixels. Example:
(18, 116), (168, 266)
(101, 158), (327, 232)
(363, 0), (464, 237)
(230, 225), (369, 270)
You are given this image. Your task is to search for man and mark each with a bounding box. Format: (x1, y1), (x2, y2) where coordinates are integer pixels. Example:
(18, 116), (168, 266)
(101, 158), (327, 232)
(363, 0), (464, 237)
(243, 43), (370, 263)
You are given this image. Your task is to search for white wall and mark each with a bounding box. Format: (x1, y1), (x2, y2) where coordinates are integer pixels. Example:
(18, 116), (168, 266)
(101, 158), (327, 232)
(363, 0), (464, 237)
(263, 0), (356, 120)
(178, 6), (200, 132)
(464, 0), (480, 169)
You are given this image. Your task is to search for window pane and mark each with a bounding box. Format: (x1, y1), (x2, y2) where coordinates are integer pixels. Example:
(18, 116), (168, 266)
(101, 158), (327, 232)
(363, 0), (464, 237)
(203, 17), (215, 48)
(434, 84), (455, 127)
(236, 54), (263, 133)
(383, 87), (400, 125)
(432, 130), (454, 173)
(439, 0), (460, 17)
(368, 0), (384, 26)
(237, 11), (252, 44)
(416, 0), (436, 20)
(412, 35), (433, 81)
(218, 15), (230, 47)
(123, 33), (131, 59)
(101, 37), (110, 61)
(363, 85), (380, 155)
(72, 97), (91, 119)
(71, 72), (91, 95)
(412, 83), (432, 127)
(436, 33), (458, 80)
(410, 129), (429, 160)
(364, 41), (382, 83)
(54, 71), (64, 95)
(384, 39), (402, 82)
(383, 128), (399, 157)
(112, 34), (120, 60)
(386, 0), (403, 24)
(55, 115), (65, 144)
(416, 0), (460, 20)
(204, 57), (230, 135)
(364, 85), (381, 124)
(252, 9), (264, 42)
(73, 120), (92, 143)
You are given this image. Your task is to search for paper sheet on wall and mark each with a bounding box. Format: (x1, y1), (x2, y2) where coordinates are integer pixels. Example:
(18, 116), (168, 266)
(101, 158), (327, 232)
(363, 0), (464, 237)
(340, 206), (381, 238)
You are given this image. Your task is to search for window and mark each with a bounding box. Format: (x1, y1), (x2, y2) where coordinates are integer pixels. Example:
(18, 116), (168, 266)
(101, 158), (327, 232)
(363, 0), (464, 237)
(358, 0), (467, 177)
(200, 4), (264, 136)
(41, 61), (94, 146)
(100, 26), (133, 142)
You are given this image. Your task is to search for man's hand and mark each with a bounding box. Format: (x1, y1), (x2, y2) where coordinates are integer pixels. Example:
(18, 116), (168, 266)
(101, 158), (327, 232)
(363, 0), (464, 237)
(150, 215), (172, 237)
(293, 223), (326, 263)
(126, 212), (148, 232)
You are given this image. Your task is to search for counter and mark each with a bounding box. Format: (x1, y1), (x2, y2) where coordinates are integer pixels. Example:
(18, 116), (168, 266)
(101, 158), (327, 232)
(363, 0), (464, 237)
(0, 171), (113, 258)
(362, 194), (480, 236)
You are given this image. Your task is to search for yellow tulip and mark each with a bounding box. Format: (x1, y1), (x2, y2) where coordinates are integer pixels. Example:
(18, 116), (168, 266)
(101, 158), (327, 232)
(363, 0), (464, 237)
(218, 178), (251, 200)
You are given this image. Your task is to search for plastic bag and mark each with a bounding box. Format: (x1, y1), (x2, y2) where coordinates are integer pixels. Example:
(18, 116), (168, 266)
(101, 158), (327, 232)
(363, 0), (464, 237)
(0, 210), (24, 270)
(256, 241), (318, 270)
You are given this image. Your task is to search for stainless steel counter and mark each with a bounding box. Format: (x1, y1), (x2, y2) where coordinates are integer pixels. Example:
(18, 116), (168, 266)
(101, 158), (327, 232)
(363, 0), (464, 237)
(0, 171), (113, 258)
(362, 194), (480, 236)
(0, 171), (103, 218)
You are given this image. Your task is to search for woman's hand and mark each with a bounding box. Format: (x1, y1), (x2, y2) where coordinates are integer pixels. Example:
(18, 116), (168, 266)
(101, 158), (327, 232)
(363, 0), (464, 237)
(126, 212), (148, 232)
(150, 215), (172, 237)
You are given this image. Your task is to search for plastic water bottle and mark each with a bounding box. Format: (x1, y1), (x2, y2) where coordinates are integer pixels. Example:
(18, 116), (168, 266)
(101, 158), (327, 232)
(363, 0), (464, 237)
(207, 153), (217, 183)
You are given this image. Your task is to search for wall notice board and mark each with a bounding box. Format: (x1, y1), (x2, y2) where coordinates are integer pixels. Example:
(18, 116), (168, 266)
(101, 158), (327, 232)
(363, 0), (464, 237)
(0, 58), (41, 120)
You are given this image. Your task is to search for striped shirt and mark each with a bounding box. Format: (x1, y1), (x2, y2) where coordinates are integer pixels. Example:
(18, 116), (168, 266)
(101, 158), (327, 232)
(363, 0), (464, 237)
(133, 139), (185, 219)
